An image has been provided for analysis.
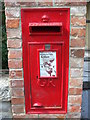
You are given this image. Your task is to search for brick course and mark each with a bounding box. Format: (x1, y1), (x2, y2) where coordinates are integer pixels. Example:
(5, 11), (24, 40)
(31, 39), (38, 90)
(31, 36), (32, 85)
(38, 1), (53, 7)
(5, 7), (20, 18)
(70, 49), (85, 58)
(6, 19), (19, 28)
(12, 105), (25, 114)
(8, 59), (22, 69)
(70, 38), (85, 47)
(7, 29), (21, 39)
(10, 80), (24, 88)
(4, 1), (86, 119)
(69, 88), (82, 95)
(71, 28), (86, 37)
(70, 68), (83, 78)
(69, 96), (82, 104)
(70, 58), (84, 68)
(7, 39), (21, 48)
(12, 89), (24, 97)
(11, 98), (25, 105)
(71, 16), (86, 26)
(8, 50), (22, 59)
(55, 0), (86, 6)
(9, 69), (23, 79)
(69, 78), (83, 88)
(68, 105), (81, 113)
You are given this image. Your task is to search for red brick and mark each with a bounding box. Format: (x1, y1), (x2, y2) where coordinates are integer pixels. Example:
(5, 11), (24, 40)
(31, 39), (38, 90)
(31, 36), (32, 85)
(71, 49), (85, 58)
(5, 8), (20, 18)
(54, 114), (66, 119)
(70, 78), (83, 87)
(5, 2), (19, 7)
(7, 39), (21, 48)
(12, 89), (24, 97)
(12, 105), (25, 114)
(6, 19), (19, 28)
(11, 97), (24, 105)
(70, 39), (85, 47)
(67, 2), (87, 6)
(71, 28), (86, 37)
(8, 59), (22, 69)
(13, 114), (27, 119)
(7, 29), (21, 39)
(69, 88), (82, 95)
(69, 105), (81, 112)
(8, 50), (22, 59)
(70, 58), (84, 68)
(27, 114), (40, 118)
(39, 114), (66, 118)
(9, 70), (22, 79)
(71, 16), (86, 26)
(67, 113), (81, 118)
(70, 69), (83, 78)
(13, 114), (38, 118)
(38, 0), (53, 6)
(55, 0), (87, 6)
(69, 96), (82, 104)
(10, 80), (24, 88)
(38, 114), (56, 118)
(55, 1), (66, 6)
(17, 1), (37, 7)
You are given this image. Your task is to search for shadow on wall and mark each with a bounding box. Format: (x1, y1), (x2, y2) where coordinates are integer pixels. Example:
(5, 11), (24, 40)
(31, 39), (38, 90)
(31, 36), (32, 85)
(1, 2), (8, 70)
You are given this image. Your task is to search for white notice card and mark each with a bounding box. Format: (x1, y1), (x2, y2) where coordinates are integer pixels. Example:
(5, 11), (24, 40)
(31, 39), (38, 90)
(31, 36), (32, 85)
(39, 52), (56, 77)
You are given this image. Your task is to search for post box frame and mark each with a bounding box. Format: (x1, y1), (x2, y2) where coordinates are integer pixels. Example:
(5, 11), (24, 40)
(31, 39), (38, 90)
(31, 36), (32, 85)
(21, 8), (70, 114)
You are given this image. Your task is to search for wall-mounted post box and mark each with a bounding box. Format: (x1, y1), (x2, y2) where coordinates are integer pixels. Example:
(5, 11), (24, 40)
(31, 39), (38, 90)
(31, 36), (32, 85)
(21, 8), (70, 114)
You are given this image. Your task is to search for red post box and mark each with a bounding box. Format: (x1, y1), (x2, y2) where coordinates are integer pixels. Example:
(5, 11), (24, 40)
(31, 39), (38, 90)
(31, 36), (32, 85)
(21, 8), (70, 114)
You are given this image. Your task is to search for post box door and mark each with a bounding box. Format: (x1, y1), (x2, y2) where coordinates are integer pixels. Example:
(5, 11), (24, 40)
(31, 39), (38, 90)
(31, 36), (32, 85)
(21, 8), (70, 114)
(28, 42), (64, 113)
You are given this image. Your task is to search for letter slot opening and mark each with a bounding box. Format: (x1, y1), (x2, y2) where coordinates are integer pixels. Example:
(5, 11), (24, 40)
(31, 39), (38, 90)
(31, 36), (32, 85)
(29, 22), (63, 35)
(32, 26), (61, 32)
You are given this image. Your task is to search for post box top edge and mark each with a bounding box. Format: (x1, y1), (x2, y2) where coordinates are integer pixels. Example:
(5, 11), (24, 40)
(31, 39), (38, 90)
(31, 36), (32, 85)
(21, 8), (70, 12)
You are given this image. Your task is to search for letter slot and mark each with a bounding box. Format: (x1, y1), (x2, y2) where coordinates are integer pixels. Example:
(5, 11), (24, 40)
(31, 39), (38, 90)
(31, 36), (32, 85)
(29, 22), (63, 35)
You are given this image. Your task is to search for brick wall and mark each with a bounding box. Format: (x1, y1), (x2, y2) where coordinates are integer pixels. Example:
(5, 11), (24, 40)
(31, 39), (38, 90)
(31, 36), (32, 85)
(4, 0), (86, 119)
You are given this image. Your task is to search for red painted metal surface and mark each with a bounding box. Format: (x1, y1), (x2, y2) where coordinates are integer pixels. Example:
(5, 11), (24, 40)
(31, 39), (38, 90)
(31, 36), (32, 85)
(21, 8), (70, 114)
